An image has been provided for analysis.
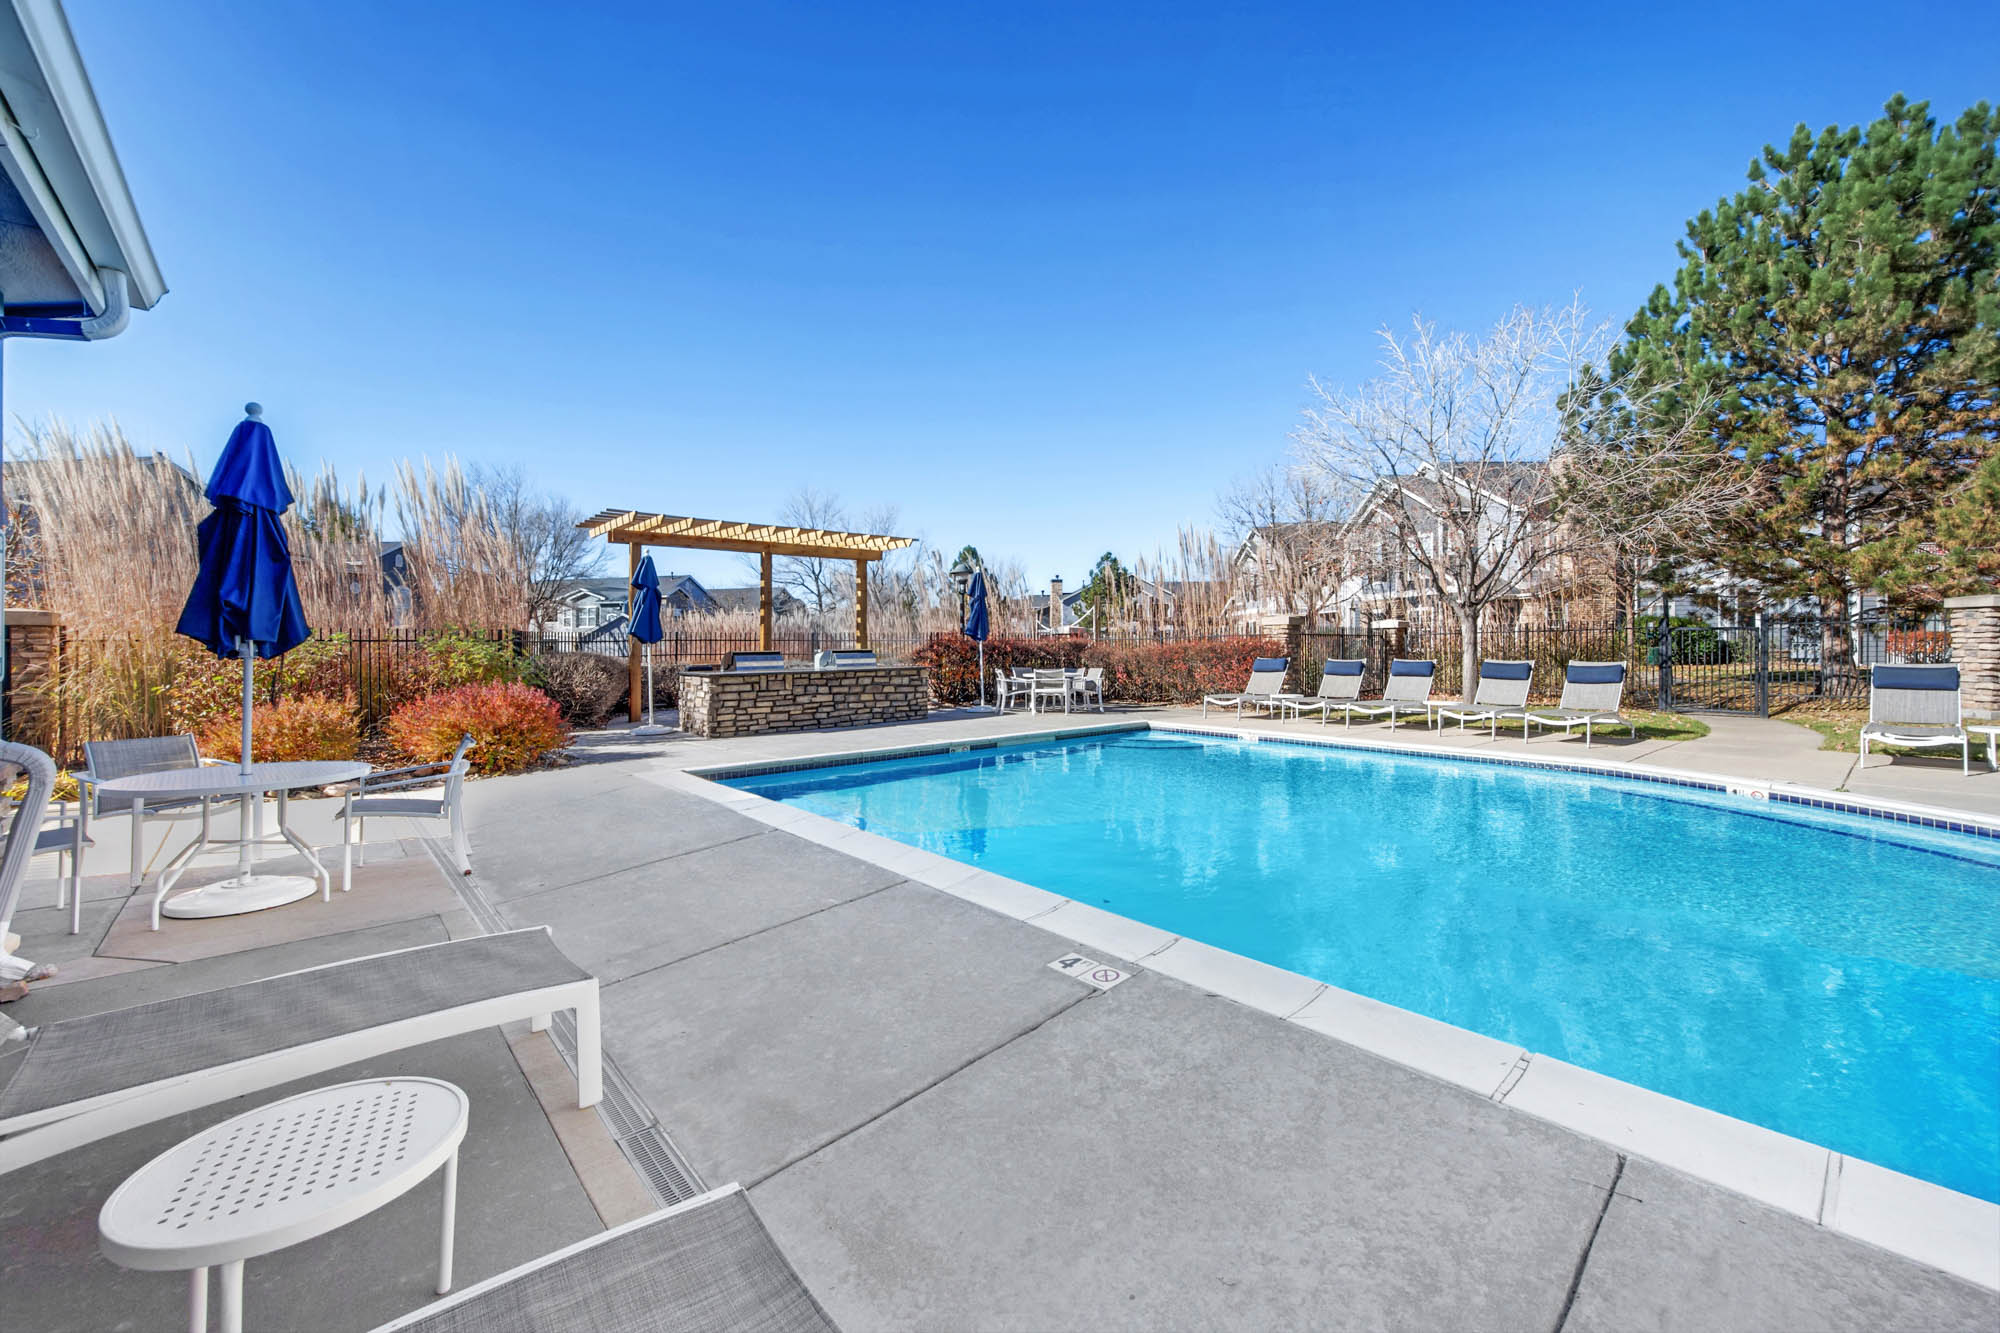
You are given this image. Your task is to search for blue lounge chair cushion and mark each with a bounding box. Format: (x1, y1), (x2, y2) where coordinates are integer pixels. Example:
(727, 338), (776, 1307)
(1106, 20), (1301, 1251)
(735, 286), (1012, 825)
(1566, 663), (1625, 685)
(1389, 659), (1435, 677)
(1872, 665), (1958, 691)
(1321, 659), (1365, 676)
(1251, 657), (1288, 673)
(1480, 660), (1533, 681)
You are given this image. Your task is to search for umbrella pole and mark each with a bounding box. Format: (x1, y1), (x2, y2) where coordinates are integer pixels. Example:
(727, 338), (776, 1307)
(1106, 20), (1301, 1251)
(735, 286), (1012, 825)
(237, 639), (256, 879)
(977, 641), (985, 709)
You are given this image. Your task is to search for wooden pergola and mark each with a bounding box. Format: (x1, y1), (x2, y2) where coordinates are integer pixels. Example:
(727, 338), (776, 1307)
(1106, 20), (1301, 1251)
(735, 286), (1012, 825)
(580, 509), (918, 708)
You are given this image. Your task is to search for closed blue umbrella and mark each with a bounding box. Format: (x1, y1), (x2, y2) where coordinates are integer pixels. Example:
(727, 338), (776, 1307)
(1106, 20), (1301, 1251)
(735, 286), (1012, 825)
(175, 404), (309, 776)
(963, 569), (991, 709)
(628, 555), (669, 734)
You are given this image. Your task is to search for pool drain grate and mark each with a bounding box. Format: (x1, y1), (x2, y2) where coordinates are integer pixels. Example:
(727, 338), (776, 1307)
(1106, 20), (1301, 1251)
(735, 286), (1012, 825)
(420, 834), (708, 1207)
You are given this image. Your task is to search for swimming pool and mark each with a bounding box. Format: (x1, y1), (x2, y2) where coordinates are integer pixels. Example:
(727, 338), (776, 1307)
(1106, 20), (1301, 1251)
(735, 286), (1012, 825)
(727, 730), (2000, 1202)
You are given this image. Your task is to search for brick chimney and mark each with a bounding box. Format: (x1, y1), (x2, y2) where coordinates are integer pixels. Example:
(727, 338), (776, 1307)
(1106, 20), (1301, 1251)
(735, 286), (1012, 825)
(1048, 575), (1064, 629)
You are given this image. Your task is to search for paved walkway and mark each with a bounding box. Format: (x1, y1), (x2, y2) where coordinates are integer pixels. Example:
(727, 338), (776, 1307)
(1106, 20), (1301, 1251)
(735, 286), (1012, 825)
(466, 708), (1999, 1331)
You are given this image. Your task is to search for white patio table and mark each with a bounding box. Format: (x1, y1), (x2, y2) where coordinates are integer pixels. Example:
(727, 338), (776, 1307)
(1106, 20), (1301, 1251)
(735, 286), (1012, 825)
(100, 1076), (467, 1333)
(98, 760), (370, 928)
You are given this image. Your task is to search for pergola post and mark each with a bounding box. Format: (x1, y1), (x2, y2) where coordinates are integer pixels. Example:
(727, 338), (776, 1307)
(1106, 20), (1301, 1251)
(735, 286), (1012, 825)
(759, 550), (773, 651)
(853, 558), (869, 650)
(627, 541), (643, 723)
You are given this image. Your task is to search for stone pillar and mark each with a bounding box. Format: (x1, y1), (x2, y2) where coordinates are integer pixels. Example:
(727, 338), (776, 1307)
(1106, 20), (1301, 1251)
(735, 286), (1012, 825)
(1945, 594), (2000, 718)
(4, 608), (60, 751)
(1279, 615), (1306, 694)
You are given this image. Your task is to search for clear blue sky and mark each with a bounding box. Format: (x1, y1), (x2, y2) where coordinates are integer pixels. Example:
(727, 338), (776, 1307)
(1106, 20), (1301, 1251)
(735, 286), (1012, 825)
(10, 1), (1996, 590)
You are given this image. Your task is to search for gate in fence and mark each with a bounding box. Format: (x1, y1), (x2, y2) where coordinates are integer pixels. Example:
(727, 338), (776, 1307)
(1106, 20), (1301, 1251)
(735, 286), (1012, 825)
(1654, 616), (1938, 716)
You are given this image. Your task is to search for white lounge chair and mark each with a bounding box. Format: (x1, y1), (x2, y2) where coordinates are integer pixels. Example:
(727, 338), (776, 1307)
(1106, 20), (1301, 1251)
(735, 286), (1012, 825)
(374, 1184), (837, 1332)
(77, 735), (223, 889)
(1340, 658), (1436, 728)
(1860, 664), (1970, 775)
(1431, 660), (1534, 738)
(1282, 660), (1367, 724)
(1525, 662), (1632, 747)
(1202, 657), (1289, 718)
(336, 735), (476, 886)
(0, 925), (601, 1175)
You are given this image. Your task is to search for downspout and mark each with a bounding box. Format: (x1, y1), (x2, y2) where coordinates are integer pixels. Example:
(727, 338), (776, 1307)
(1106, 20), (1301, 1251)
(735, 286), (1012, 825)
(75, 266), (129, 339)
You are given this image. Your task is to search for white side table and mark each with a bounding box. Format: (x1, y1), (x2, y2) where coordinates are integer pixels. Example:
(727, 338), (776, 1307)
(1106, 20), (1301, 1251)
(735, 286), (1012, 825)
(100, 1077), (468, 1333)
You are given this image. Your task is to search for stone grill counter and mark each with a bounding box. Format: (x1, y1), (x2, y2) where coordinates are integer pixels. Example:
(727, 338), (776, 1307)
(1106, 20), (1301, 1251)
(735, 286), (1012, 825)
(676, 666), (929, 738)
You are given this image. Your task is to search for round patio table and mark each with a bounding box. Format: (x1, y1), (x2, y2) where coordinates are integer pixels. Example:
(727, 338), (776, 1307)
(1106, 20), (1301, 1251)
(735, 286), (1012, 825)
(100, 1076), (467, 1333)
(98, 761), (370, 928)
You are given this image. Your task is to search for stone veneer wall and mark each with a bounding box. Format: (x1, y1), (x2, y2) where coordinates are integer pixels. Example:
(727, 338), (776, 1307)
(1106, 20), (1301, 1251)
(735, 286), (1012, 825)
(3, 609), (61, 751)
(678, 666), (928, 738)
(1945, 594), (2000, 719)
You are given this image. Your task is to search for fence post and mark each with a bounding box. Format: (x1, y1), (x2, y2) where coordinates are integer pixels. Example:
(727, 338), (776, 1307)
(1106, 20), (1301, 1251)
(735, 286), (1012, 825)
(1753, 614), (1770, 717)
(1281, 616), (1305, 694)
(1656, 612), (1674, 712)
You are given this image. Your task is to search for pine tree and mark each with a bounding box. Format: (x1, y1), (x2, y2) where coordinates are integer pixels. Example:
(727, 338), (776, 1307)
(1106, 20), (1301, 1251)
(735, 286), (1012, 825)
(1613, 96), (1998, 677)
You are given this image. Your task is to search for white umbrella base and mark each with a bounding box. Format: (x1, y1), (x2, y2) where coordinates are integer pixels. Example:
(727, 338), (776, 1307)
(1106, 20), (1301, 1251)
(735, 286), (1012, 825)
(161, 874), (319, 919)
(631, 724), (674, 737)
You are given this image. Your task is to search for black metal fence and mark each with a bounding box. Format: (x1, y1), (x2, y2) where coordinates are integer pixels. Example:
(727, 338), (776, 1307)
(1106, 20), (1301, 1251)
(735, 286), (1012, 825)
(1295, 615), (1950, 714)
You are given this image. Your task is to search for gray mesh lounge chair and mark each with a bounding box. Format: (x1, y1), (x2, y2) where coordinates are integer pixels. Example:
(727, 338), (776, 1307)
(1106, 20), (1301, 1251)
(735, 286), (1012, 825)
(77, 735), (222, 889)
(1525, 662), (1632, 748)
(1202, 657), (1289, 718)
(1341, 658), (1436, 728)
(1281, 660), (1366, 724)
(0, 927), (601, 1174)
(1860, 665), (1969, 775)
(375, 1184), (839, 1333)
(337, 735), (476, 885)
(1430, 659), (1534, 738)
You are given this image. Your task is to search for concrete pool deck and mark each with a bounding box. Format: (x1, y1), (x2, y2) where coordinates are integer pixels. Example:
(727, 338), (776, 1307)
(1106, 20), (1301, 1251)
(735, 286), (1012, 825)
(462, 706), (1999, 1329)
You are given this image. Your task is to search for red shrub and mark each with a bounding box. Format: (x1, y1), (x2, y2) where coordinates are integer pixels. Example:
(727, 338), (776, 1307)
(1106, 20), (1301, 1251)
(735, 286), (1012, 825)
(1886, 629), (1952, 664)
(913, 633), (1287, 705)
(1081, 637), (1287, 704)
(198, 692), (362, 763)
(913, 634), (1085, 705)
(387, 683), (570, 774)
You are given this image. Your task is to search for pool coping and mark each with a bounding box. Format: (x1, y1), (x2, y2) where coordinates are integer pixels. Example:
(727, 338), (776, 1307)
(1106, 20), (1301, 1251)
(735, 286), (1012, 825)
(666, 719), (2000, 1290)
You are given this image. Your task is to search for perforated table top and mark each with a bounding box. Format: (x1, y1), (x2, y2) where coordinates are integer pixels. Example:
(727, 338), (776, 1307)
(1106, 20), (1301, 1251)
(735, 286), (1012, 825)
(100, 1077), (468, 1272)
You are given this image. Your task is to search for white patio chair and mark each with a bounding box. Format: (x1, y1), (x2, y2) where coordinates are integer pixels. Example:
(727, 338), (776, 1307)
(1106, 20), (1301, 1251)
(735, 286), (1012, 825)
(28, 799), (91, 937)
(1431, 660), (1534, 738)
(336, 735), (475, 888)
(992, 668), (1029, 712)
(1860, 664), (1970, 774)
(1339, 658), (1437, 728)
(1029, 668), (1072, 714)
(374, 1184), (836, 1332)
(1201, 657), (1289, 718)
(77, 735), (223, 889)
(1284, 659), (1366, 723)
(1070, 666), (1105, 712)
(0, 926), (601, 1175)
(1525, 662), (1633, 747)
(0, 742), (59, 984)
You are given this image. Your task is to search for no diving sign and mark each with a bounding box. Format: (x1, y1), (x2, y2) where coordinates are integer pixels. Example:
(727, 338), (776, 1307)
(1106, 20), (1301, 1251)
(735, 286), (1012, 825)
(1047, 954), (1130, 990)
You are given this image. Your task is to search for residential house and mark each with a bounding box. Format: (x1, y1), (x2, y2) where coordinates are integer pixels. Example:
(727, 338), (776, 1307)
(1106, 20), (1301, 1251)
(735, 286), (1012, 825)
(545, 573), (719, 640)
(706, 585), (806, 618)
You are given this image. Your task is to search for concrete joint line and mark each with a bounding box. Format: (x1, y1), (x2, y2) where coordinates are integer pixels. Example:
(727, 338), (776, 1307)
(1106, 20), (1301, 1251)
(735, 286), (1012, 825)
(1818, 1153), (1844, 1226)
(505, 829), (768, 903)
(1491, 1052), (1533, 1101)
(751, 991), (1093, 1191)
(606, 880), (907, 990)
(1281, 984), (1328, 1020)
(1553, 1154), (1626, 1333)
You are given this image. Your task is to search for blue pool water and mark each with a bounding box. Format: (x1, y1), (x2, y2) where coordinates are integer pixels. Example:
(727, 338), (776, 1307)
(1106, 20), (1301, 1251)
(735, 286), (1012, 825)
(728, 731), (2000, 1201)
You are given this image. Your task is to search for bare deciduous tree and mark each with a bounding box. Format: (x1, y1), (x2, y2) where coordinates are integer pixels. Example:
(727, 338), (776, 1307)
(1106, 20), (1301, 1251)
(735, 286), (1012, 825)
(1220, 464), (1355, 628)
(771, 485), (851, 613)
(465, 463), (603, 630)
(1295, 302), (1605, 702)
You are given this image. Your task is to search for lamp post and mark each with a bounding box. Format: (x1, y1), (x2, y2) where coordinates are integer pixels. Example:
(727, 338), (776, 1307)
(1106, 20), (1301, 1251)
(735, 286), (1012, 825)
(949, 557), (973, 621)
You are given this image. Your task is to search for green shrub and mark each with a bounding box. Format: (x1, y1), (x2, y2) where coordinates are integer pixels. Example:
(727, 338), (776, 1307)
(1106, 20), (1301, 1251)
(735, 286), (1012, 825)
(534, 651), (630, 726)
(1635, 616), (1734, 665)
